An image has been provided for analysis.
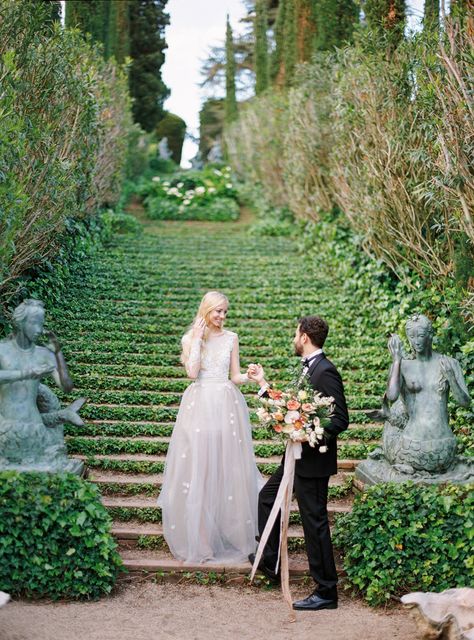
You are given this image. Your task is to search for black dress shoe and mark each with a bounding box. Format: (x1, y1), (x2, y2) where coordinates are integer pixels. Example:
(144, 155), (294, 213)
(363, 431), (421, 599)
(248, 553), (280, 584)
(292, 593), (338, 611)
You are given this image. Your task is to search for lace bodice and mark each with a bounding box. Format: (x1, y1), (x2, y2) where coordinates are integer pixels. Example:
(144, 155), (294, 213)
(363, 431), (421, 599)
(184, 330), (236, 381)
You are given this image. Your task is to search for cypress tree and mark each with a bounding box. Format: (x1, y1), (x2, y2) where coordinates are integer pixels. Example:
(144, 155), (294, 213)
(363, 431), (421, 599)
(225, 15), (238, 124)
(296, 0), (317, 62)
(363, 0), (406, 51)
(314, 0), (359, 51)
(270, 0), (287, 82)
(423, 0), (439, 31)
(199, 99), (225, 162)
(254, 0), (269, 94)
(283, 0), (297, 85)
(129, 0), (170, 132)
(65, 0), (110, 49)
(108, 0), (130, 63)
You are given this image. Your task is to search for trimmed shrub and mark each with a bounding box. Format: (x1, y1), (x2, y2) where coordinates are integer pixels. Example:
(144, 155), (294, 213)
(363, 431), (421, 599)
(333, 482), (474, 606)
(155, 112), (187, 165)
(0, 472), (122, 599)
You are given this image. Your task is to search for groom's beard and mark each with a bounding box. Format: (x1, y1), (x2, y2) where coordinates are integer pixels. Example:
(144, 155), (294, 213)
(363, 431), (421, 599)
(294, 343), (303, 357)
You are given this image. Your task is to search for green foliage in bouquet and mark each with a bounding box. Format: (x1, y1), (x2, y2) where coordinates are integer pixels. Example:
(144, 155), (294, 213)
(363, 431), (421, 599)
(333, 482), (474, 606)
(138, 165), (240, 221)
(0, 472), (122, 600)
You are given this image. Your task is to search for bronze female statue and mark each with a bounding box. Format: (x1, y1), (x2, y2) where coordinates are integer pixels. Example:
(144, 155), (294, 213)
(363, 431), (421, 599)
(0, 299), (85, 474)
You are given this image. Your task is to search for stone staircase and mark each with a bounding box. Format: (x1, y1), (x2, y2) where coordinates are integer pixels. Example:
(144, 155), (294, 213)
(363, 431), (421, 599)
(49, 217), (386, 581)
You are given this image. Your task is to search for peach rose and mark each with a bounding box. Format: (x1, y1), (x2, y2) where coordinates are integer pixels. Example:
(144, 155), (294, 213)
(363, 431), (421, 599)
(269, 389), (283, 400)
(273, 424), (282, 433)
(273, 411), (284, 422)
(293, 420), (304, 431)
(286, 400), (301, 411)
(302, 403), (314, 413)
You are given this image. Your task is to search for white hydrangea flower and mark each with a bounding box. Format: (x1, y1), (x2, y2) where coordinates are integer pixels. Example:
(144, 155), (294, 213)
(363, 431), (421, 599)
(152, 176), (161, 182)
(195, 186), (206, 195)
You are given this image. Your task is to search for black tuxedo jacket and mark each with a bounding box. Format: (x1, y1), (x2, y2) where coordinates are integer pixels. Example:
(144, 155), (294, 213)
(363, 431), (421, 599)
(295, 353), (349, 478)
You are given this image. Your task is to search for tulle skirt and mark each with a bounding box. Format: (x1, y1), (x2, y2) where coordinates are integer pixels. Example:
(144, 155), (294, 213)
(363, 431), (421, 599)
(158, 378), (263, 564)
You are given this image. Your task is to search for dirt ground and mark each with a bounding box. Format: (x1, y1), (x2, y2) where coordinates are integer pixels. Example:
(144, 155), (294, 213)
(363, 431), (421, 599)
(0, 581), (419, 640)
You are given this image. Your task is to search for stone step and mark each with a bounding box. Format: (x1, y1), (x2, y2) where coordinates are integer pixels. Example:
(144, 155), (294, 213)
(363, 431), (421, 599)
(77, 453), (360, 471)
(91, 469), (352, 487)
(71, 435), (378, 447)
(118, 548), (312, 577)
(112, 521), (306, 544)
(85, 419), (382, 429)
(102, 495), (353, 514)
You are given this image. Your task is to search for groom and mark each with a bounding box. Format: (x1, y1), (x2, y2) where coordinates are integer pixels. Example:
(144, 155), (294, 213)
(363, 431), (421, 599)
(248, 315), (349, 611)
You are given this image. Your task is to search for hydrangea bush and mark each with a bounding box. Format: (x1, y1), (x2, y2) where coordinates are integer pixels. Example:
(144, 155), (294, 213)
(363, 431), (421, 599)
(138, 165), (240, 221)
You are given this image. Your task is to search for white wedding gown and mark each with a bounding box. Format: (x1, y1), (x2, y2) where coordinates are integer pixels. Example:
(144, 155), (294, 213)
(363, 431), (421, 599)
(158, 330), (263, 564)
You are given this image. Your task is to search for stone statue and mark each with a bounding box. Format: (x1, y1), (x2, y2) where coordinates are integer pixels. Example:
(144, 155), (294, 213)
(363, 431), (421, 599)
(0, 299), (85, 475)
(190, 150), (204, 170)
(356, 314), (473, 485)
(158, 137), (172, 161)
(207, 140), (223, 164)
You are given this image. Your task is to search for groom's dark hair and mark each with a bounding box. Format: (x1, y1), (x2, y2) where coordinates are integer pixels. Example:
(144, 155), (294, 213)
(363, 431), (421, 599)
(298, 316), (329, 348)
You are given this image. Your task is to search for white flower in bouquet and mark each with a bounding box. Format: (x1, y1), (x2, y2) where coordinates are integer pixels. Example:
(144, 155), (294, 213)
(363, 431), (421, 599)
(319, 445), (328, 453)
(285, 410), (300, 424)
(256, 407), (272, 423)
(298, 389), (308, 400)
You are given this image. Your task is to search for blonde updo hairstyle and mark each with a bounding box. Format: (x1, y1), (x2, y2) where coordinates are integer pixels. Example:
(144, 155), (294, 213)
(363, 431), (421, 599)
(181, 291), (229, 364)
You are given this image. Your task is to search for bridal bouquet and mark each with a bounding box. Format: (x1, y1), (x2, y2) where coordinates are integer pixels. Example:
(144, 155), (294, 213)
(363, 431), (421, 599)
(256, 385), (335, 450)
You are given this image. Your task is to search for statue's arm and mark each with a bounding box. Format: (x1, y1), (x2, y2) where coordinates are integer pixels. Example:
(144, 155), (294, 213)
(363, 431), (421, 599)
(0, 367), (29, 384)
(443, 357), (471, 407)
(386, 334), (403, 402)
(43, 332), (74, 393)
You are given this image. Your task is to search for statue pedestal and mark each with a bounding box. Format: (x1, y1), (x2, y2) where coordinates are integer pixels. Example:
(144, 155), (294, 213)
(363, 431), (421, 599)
(0, 458), (84, 476)
(356, 456), (474, 487)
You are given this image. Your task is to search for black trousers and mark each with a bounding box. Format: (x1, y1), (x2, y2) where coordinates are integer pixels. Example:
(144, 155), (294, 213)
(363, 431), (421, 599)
(257, 464), (338, 599)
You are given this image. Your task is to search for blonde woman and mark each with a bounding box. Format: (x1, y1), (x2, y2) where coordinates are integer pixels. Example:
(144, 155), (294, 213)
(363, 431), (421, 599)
(158, 291), (263, 564)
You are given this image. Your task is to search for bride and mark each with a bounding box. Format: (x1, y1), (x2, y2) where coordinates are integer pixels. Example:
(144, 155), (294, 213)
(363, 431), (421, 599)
(158, 291), (263, 564)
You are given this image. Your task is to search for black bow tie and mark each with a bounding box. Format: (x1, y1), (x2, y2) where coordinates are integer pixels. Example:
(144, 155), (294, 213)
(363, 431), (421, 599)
(302, 356), (315, 368)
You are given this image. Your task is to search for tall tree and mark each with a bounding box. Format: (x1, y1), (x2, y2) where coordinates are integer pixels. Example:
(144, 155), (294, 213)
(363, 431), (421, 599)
(129, 0), (169, 132)
(199, 99), (225, 161)
(296, 0), (318, 61)
(65, 1), (110, 48)
(108, 0), (130, 63)
(225, 16), (238, 124)
(364, 0), (406, 51)
(254, 0), (269, 94)
(270, 0), (287, 82)
(314, 0), (359, 51)
(283, 0), (297, 84)
(423, 0), (439, 31)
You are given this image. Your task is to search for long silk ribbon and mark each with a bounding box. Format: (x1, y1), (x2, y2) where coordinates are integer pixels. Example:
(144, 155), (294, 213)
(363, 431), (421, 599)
(250, 441), (302, 622)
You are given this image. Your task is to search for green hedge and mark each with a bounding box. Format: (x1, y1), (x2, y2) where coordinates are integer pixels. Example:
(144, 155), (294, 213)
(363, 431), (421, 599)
(0, 472), (122, 600)
(333, 482), (474, 606)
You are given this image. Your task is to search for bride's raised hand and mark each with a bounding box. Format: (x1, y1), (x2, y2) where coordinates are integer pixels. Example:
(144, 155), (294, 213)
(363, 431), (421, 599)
(192, 317), (206, 340)
(248, 363), (265, 384)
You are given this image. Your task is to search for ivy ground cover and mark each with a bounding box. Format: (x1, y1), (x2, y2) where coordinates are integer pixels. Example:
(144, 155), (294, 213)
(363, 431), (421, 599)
(43, 215), (388, 535)
(41, 212), (473, 596)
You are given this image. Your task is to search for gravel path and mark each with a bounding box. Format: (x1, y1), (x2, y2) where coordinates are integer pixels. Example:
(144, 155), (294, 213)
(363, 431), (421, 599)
(0, 582), (419, 640)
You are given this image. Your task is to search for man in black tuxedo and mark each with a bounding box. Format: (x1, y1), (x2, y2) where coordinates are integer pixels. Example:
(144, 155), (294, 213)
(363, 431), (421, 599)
(248, 315), (349, 611)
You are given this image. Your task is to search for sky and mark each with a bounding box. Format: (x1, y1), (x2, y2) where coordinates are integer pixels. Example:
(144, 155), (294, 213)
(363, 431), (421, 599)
(163, 0), (426, 167)
(162, 0), (249, 167)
